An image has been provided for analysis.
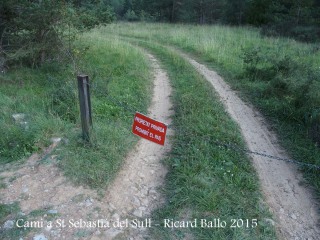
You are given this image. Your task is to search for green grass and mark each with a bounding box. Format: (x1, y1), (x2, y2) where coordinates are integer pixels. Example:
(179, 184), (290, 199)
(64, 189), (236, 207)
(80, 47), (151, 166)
(0, 27), (152, 238)
(0, 202), (30, 240)
(57, 30), (152, 188)
(0, 26), (152, 239)
(116, 39), (276, 239)
(0, 29), (151, 187)
(102, 22), (320, 198)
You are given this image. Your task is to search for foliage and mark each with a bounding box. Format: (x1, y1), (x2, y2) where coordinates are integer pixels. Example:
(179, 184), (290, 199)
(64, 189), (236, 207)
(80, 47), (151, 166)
(76, 1), (115, 29)
(241, 46), (299, 82)
(240, 45), (320, 143)
(0, 0), (116, 69)
(0, 122), (36, 163)
(124, 9), (139, 21)
(1, 0), (77, 67)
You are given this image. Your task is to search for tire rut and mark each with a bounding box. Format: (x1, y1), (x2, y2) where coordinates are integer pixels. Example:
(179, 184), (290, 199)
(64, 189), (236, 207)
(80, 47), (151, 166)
(0, 51), (173, 240)
(178, 51), (320, 240)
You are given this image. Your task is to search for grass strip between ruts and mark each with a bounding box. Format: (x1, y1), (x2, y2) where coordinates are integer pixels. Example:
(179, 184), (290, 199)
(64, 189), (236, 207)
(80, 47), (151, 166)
(126, 40), (277, 239)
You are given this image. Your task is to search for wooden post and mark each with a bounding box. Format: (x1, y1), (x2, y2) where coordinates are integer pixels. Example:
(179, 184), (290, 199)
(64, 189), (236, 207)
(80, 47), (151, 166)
(77, 75), (92, 141)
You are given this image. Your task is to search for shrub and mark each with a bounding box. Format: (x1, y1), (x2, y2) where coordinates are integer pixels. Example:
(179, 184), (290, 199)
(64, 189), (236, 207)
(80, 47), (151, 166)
(241, 47), (298, 82)
(0, 123), (36, 163)
(241, 45), (320, 144)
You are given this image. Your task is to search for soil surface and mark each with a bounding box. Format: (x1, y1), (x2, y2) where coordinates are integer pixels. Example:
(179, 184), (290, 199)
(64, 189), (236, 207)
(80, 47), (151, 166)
(0, 52), (173, 240)
(180, 52), (320, 240)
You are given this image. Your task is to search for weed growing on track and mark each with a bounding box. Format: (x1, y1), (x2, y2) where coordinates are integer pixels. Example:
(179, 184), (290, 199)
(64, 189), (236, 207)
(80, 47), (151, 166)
(103, 22), (320, 198)
(127, 41), (276, 239)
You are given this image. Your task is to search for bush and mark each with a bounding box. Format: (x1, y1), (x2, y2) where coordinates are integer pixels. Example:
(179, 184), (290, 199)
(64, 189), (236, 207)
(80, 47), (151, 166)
(0, 123), (36, 163)
(241, 45), (320, 144)
(241, 47), (298, 82)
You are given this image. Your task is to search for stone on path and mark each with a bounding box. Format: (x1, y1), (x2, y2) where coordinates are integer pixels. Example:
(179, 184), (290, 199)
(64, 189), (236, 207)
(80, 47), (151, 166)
(3, 220), (14, 229)
(33, 234), (47, 240)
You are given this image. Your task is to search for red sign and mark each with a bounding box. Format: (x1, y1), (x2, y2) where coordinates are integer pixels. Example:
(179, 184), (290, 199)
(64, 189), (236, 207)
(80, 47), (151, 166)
(132, 112), (167, 145)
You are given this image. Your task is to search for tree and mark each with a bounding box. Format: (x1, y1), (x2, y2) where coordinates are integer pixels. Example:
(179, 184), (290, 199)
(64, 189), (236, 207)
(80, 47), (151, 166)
(246, 0), (272, 26)
(224, 0), (248, 25)
(1, 0), (76, 67)
(261, 0), (319, 41)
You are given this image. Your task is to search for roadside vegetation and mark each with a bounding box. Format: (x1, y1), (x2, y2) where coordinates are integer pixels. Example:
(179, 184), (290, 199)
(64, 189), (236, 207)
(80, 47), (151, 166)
(104, 22), (320, 198)
(0, 31), (151, 236)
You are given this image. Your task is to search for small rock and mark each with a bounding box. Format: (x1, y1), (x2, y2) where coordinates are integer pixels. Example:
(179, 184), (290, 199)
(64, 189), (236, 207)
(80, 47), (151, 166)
(90, 236), (101, 240)
(12, 113), (26, 123)
(33, 234), (47, 240)
(85, 198), (94, 207)
(104, 229), (123, 238)
(112, 213), (120, 220)
(264, 218), (276, 226)
(131, 196), (140, 207)
(108, 203), (116, 210)
(48, 209), (58, 214)
(133, 209), (143, 218)
(138, 172), (144, 178)
(45, 225), (52, 231)
(149, 189), (157, 195)
(50, 137), (62, 143)
(141, 199), (149, 206)
(139, 206), (146, 211)
(291, 214), (297, 220)
(3, 220), (14, 229)
(50, 229), (61, 236)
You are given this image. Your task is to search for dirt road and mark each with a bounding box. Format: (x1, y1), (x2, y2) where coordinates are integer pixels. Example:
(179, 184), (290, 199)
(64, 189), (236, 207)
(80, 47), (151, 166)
(1, 43), (319, 240)
(0, 51), (173, 240)
(179, 51), (320, 239)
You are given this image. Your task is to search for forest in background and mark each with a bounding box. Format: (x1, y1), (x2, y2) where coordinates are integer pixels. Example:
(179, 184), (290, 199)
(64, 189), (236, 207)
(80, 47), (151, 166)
(119, 0), (320, 42)
(1, 0), (320, 68)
